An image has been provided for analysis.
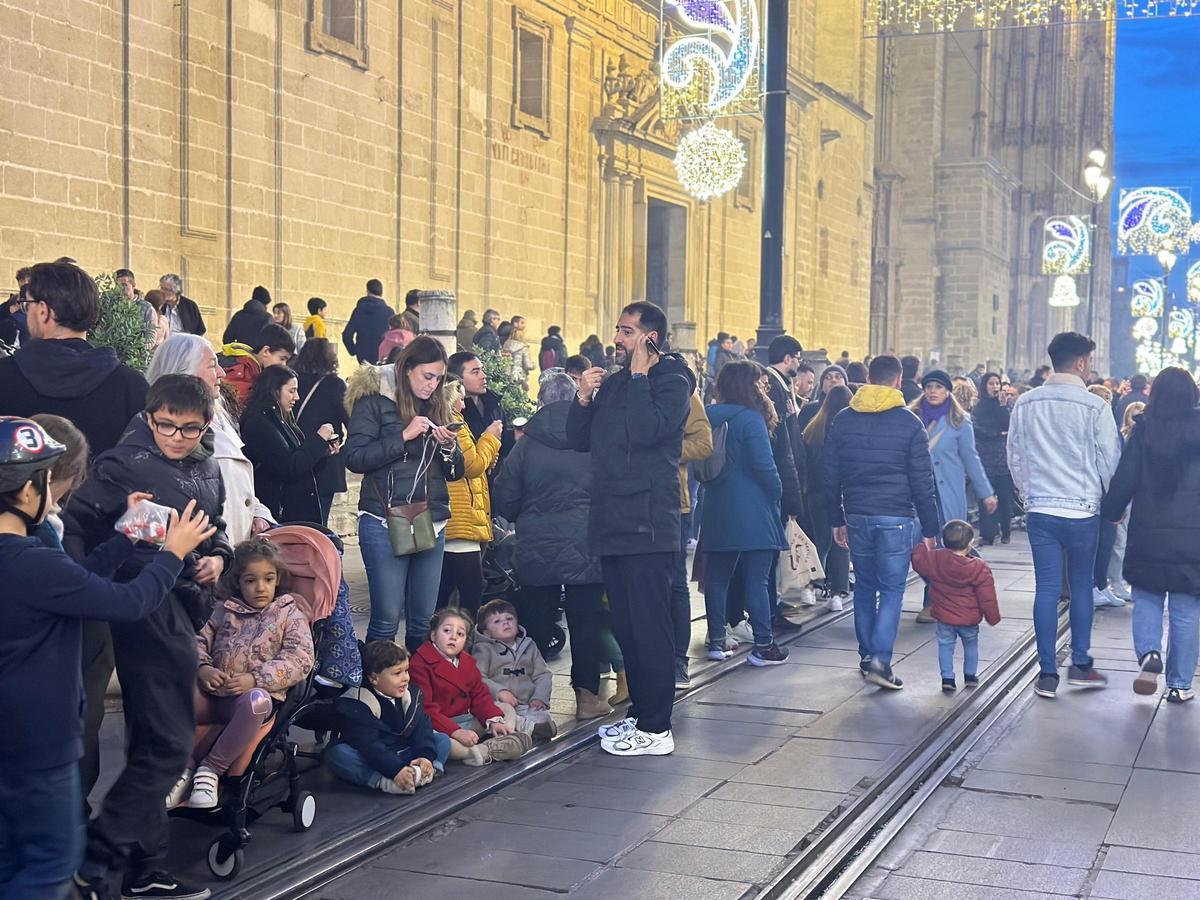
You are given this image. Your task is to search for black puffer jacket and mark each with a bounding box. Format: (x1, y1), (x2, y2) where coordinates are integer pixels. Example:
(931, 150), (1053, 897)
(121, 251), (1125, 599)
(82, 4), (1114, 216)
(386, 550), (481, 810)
(1100, 412), (1200, 594)
(222, 298), (272, 347)
(343, 366), (464, 521)
(240, 404), (330, 524)
(566, 353), (691, 556)
(971, 396), (1011, 478)
(492, 401), (602, 586)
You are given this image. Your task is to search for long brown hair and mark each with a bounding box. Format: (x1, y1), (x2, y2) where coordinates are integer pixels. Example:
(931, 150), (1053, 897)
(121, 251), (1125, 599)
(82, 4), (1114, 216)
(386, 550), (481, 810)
(716, 360), (778, 435)
(803, 384), (852, 448)
(394, 335), (451, 425)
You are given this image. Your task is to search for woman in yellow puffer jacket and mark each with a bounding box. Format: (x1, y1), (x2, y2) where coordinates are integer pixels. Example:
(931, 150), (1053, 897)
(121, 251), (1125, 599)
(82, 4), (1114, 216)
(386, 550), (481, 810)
(438, 377), (503, 615)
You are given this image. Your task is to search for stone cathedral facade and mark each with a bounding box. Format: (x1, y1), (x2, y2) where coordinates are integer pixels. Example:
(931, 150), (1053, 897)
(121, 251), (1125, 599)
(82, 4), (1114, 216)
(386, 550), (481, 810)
(0, 0), (878, 359)
(871, 18), (1115, 374)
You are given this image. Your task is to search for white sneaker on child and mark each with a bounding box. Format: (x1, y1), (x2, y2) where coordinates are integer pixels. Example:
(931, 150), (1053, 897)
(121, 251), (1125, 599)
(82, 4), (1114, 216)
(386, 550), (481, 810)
(165, 768), (193, 810)
(187, 766), (220, 809)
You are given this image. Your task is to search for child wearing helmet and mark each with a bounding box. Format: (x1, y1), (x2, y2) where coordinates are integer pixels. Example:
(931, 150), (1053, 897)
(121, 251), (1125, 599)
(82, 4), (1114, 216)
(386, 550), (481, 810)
(0, 416), (216, 900)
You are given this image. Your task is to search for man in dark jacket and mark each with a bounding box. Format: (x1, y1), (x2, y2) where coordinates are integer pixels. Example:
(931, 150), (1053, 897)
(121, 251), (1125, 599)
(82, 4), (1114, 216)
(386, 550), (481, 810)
(567, 301), (690, 757)
(342, 279), (395, 364)
(223, 285), (273, 346)
(158, 273), (206, 336)
(473, 308), (502, 353)
(900, 355), (922, 404)
(539, 326), (567, 371)
(826, 354), (939, 691)
(1114, 373), (1149, 425)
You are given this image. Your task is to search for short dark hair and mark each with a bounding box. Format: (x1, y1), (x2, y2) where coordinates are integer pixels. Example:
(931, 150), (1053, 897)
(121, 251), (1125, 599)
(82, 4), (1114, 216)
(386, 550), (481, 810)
(768, 334), (803, 364)
(405, 288), (420, 308)
(716, 331), (731, 343)
(32, 414), (89, 497)
(564, 354), (589, 375)
(796, 362), (815, 376)
(363, 640), (409, 678)
(447, 351), (479, 378)
(478, 598), (518, 628)
(15, 267), (32, 283)
(366, 279), (383, 296)
(548, 325), (561, 337)
(306, 297), (326, 315)
(251, 285), (271, 305)
(622, 301), (668, 344)
(114, 268), (134, 282)
(293, 338), (338, 376)
(1130, 374), (1149, 393)
(244, 365), (298, 423)
(145, 373), (214, 422)
(868, 354), (903, 385)
(942, 519), (974, 552)
(901, 355), (920, 379)
(255, 323), (295, 354)
(26, 261), (100, 332)
(1047, 332), (1095, 372)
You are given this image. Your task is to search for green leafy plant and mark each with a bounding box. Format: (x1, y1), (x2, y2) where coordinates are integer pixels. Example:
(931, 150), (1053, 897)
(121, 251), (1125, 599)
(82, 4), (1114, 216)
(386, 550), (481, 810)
(90, 272), (153, 372)
(476, 347), (535, 419)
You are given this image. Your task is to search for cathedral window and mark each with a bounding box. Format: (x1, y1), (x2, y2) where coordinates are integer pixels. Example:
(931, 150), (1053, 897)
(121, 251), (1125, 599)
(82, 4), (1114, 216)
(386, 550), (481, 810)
(513, 9), (551, 135)
(307, 0), (368, 70)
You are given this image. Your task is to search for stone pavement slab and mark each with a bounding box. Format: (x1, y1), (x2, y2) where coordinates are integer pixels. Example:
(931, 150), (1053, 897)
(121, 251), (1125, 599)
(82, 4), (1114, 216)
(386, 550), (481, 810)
(1091, 869), (1200, 899)
(1102, 844), (1200, 880)
(960, 767), (1127, 804)
(896, 849), (1091, 895)
(1106, 768), (1200, 852)
(921, 829), (1101, 868)
(566, 867), (751, 900)
(616, 841), (785, 883)
(866, 874), (1064, 899)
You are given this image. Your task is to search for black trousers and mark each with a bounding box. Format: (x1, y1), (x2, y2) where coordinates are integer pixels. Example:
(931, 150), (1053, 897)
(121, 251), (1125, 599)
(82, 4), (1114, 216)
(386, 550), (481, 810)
(601, 553), (676, 734)
(980, 473), (1015, 542)
(522, 583), (605, 694)
(84, 598), (196, 881)
(437, 549), (484, 616)
(80, 621), (115, 812)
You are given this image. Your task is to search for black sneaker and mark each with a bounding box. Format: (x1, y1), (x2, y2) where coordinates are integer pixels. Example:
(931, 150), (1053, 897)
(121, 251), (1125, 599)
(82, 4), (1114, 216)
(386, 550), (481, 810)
(1067, 665), (1108, 689)
(772, 613), (803, 633)
(866, 661), (903, 690)
(1034, 672), (1059, 698)
(674, 658), (691, 690)
(1165, 687), (1194, 703)
(748, 643), (789, 666)
(121, 871), (211, 900)
(859, 656), (872, 678)
(74, 873), (115, 900)
(964, 673), (979, 688)
(942, 678), (956, 693)
(1134, 651), (1163, 696)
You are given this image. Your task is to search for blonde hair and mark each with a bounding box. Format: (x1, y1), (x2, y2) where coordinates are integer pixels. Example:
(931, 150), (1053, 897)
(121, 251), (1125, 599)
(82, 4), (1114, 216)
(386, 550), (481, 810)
(952, 379), (977, 412)
(1122, 400), (1145, 439)
(907, 394), (968, 429)
(442, 376), (465, 409)
(1089, 384), (1114, 404)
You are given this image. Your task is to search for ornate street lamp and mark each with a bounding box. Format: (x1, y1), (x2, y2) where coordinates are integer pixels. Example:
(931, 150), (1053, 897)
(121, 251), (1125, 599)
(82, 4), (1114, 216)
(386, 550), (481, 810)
(1158, 243), (1178, 371)
(1082, 148), (1111, 333)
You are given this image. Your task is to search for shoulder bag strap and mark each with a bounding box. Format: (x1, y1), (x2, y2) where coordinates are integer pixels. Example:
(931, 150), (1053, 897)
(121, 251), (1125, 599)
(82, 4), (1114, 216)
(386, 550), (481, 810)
(295, 376), (326, 423)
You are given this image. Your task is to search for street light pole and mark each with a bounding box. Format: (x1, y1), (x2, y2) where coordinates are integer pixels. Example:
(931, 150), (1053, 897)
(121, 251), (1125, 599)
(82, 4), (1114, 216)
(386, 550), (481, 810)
(1157, 244), (1177, 373)
(755, 0), (788, 361)
(1082, 149), (1110, 340)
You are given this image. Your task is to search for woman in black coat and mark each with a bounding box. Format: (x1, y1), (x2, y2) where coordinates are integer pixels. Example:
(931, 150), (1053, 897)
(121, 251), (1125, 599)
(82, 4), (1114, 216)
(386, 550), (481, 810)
(240, 364), (336, 524)
(801, 384), (853, 608)
(973, 373), (1013, 545)
(1100, 366), (1200, 703)
(292, 339), (348, 527)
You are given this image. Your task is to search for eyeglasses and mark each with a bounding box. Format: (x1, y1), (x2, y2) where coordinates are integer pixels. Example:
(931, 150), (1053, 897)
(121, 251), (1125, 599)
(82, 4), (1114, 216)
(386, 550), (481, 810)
(150, 417), (209, 440)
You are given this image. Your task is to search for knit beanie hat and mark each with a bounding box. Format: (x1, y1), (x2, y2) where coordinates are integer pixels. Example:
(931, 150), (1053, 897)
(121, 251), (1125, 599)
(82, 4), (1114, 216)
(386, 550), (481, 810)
(920, 369), (953, 393)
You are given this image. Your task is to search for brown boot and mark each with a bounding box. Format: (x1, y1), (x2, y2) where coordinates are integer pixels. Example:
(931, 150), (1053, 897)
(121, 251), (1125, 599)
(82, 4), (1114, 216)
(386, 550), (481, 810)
(574, 688), (612, 720)
(483, 731), (533, 761)
(610, 672), (630, 705)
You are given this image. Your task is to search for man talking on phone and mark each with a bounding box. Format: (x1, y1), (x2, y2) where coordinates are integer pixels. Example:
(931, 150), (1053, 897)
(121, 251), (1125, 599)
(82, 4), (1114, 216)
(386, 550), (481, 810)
(567, 301), (691, 757)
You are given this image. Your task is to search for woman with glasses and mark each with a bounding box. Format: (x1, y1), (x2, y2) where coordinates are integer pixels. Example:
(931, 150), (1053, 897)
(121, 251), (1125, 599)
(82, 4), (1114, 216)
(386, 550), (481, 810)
(240, 365), (337, 524)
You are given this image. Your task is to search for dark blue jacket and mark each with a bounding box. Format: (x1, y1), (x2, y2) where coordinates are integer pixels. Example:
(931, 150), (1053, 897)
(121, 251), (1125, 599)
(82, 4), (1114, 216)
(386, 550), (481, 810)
(700, 405), (787, 553)
(824, 385), (939, 538)
(332, 684), (440, 779)
(342, 295), (395, 364)
(0, 535), (182, 771)
(222, 297), (272, 348)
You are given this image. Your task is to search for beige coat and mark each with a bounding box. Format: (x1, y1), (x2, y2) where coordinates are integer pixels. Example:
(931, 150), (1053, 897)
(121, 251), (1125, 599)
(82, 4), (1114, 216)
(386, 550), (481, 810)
(212, 406), (275, 545)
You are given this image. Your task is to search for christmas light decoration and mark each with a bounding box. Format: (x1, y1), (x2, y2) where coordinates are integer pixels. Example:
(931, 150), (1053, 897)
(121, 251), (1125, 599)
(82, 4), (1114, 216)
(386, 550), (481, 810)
(1170, 308), (1195, 355)
(1118, 187), (1192, 256)
(673, 122), (747, 201)
(1042, 215), (1091, 275)
(1130, 279), (1165, 317)
(1189, 222), (1200, 246)
(661, 0), (763, 120)
(1132, 317), (1159, 341)
(1189, 261), (1200, 305)
(1048, 274), (1080, 308)
(1134, 340), (1183, 376)
(867, 1), (1200, 34)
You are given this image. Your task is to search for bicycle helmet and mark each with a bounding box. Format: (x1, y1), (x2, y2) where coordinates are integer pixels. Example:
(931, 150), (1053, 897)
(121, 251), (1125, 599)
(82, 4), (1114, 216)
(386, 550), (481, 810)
(0, 417), (66, 531)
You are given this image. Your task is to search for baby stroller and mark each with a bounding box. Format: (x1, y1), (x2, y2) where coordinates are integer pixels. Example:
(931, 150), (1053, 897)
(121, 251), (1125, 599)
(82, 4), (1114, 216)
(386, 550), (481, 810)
(172, 524), (350, 881)
(484, 526), (566, 660)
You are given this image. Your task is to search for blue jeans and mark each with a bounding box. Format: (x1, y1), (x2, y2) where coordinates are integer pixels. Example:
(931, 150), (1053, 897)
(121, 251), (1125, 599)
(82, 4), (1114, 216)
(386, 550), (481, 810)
(704, 550), (776, 648)
(325, 732), (452, 787)
(671, 513), (692, 664)
(1132, 588), (1199, 690)
(936, 623), (980, 680)
(846, 515), (917, 667)
(0, 762), (83, 899)
(358, 515), (446, 650)
(1027, 513), (1098, 673)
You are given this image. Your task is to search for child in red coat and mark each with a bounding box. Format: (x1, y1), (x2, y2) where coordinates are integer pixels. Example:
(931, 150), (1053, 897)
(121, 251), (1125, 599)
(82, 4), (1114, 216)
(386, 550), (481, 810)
(911, 520), (1001, 693)
(408, 608), (533, 766)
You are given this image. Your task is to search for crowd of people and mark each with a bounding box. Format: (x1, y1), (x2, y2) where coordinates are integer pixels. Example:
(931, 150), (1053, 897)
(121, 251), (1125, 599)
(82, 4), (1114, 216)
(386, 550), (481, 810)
(3, 258), (1199, 900)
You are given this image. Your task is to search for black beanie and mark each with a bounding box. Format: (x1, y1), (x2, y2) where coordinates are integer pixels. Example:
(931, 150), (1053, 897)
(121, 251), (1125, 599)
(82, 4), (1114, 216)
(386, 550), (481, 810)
(920, 369), (953, 393)
(251, 285), (271, 305)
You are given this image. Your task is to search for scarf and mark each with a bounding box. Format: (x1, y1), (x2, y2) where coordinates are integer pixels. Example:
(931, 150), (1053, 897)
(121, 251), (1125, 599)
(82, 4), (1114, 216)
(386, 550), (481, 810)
(919, 397), (951, 429)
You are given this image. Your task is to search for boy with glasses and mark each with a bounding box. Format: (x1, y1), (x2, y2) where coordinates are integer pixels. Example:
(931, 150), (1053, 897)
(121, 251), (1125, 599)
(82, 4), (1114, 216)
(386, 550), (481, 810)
(64, 374), (232, 900)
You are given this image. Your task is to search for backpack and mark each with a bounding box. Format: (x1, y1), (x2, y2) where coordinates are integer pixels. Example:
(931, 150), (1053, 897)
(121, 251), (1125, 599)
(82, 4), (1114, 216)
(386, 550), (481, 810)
(694, 420), (729, 483)
(540, 347), (558, 372)
(218, 343), (260, 404)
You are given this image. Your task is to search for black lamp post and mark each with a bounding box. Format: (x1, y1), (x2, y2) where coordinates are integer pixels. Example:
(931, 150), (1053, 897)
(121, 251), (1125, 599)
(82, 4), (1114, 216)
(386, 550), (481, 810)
(754, 0), (788, 361)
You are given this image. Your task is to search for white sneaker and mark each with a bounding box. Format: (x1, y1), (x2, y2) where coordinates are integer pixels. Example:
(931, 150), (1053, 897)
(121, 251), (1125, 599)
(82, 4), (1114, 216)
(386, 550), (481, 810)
(165, 768), (194, 810)
(597, 717), (637, 741)
(827, 593), (847, 613)
(730, 620), (755, 644)
(798, 587), (818, 607)
(1110, 581), (1132, 601)
(187, 766), (220, 809)
(1102, 587), (1125, 607)
(1093, 586), (1123, 608)
(601, 728), (675, 757)
(707, 647), (731, 661)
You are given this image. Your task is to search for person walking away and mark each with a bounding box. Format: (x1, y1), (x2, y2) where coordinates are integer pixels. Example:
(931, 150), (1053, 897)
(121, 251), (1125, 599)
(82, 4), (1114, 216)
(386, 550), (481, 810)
(493, 373), (614, 719)
(292, 339), (348, 527)
(1088, 384), (1124, 609)
(974, 373), (1013, 545)
(456, 310), (478, 353)
(377, 313), (416, 364)
(343, 336), (465, 651)
(223, 285), (273, 347)
(303, 297), (327, 339)
(1008, 332), (1121, 699)
(473, 309), (502, 353)
(801, 384), (854, 607)
(272, 302), (306, 352)
(567, 302), (690, 755)
(911, 519), (1000, 692)
(503, 319), (536, 389)
(580, 334), (606, 369)
(1100, 367), (1200, 703)
(826, 355), (940, 690)
(909, 370), (997, 623)
(540, 326), (568, 372)
(342, 279), (395, 365)
(900, 356), (922, 404)
(701, 361), (789, 666)
(1107, 401), (1146, 599)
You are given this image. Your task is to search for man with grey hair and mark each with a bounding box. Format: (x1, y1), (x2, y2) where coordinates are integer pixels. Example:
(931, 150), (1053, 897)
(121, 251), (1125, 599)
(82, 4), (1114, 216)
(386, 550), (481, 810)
(473, 308), (502, 353)
(158, 273), (206, 336)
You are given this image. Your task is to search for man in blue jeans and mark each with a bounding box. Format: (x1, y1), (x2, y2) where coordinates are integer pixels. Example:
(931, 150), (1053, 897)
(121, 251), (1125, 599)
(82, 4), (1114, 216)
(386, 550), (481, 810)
(1008, 332), (1121, 698)
(825, 355), (940, 690)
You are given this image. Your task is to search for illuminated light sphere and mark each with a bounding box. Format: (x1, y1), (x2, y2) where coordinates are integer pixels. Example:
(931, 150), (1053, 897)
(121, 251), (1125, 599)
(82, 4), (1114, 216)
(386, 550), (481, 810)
(1048, 274), (1080, 308)
(673, 122), (747, 201)
(1130, 279), (1165, 317)
(1188, 261), (1200, 305)
(1042, 215), (1091, 276)
(1132, 317), (1159, 341)
(1119, 187), (1193, 256)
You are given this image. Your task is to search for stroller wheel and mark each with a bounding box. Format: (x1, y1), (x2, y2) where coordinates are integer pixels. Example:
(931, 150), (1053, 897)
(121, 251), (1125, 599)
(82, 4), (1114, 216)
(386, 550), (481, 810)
(292, 791), (317, 831)
(541, 624), (566, 662)
(207, 837), (244, 880)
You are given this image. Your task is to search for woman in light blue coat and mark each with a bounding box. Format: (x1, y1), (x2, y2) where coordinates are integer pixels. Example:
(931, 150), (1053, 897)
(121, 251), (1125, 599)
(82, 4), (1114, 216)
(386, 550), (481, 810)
(909, 370), (998, 621)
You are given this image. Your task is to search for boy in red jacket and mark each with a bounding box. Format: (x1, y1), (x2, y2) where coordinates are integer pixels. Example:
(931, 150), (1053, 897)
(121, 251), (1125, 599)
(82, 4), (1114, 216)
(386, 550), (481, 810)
(911, 520), (1001, 693)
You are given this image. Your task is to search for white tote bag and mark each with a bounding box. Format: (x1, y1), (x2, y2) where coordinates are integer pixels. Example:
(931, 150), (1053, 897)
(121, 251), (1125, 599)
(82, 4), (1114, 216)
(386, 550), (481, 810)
(779, 519), (825, 594)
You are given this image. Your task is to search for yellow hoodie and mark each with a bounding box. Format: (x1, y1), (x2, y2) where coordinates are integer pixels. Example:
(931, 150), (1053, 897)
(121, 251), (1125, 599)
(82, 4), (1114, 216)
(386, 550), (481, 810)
(849, 384), (906, 414)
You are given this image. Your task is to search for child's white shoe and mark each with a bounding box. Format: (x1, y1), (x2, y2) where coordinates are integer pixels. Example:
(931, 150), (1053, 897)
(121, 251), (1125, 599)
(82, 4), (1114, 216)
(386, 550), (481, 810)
(187, 766), (220, 809)
(165, 768), (193, 810)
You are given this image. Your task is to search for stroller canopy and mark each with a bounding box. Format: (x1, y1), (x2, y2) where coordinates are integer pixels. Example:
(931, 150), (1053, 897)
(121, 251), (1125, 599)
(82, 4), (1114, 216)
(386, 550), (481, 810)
(263, 525), (343, 623)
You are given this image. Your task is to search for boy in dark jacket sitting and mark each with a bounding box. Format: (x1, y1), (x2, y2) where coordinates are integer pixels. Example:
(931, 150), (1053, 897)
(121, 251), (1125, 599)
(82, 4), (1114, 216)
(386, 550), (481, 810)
(911, 520), (1001, 693)
(327, 641), (450, 794)
(65, 375), (233, 900)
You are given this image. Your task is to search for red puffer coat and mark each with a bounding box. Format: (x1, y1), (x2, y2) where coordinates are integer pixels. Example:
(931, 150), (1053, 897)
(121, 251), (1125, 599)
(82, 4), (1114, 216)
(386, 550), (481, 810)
(911, 544), (1001, 627)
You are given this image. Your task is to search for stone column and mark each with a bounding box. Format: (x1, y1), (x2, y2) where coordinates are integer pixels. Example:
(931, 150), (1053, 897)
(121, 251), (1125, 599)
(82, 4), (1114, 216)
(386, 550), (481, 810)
(419, 289), (458, 356)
